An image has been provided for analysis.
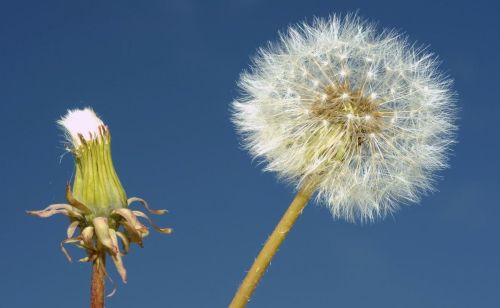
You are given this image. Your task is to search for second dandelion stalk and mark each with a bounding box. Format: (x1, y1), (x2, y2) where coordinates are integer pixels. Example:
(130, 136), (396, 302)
(90, 253), (106, 308)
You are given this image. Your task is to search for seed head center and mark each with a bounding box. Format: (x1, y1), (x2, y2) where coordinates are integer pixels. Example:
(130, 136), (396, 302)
(311, 85), (383, 141)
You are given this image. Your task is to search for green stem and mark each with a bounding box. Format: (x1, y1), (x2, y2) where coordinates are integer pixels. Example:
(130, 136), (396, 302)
(229, 185), (313, 307)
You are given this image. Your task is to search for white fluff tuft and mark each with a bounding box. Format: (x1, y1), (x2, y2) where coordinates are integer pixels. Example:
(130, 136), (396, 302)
(57, 107), (105, 148)
(232, 14), (456, 222)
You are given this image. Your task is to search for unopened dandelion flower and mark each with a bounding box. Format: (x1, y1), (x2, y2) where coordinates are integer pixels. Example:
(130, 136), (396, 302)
(28, 108), (172, 289)
(229, 15), (456, 306)
(232, 15), (456, 222)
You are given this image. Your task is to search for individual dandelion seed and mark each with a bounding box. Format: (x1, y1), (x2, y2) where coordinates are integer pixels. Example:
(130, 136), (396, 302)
(27, 108), (172, 308)
(230, 14), (456, 307)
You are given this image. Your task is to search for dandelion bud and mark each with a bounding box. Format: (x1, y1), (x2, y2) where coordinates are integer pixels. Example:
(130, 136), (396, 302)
(28, 107), (172, 288)
(58, 108), (127, 216)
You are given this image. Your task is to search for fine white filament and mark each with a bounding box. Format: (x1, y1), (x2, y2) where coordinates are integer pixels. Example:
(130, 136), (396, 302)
(57, 107), (105, 148)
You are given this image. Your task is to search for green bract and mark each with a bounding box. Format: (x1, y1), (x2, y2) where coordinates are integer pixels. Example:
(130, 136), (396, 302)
(72, 127), (127, 218)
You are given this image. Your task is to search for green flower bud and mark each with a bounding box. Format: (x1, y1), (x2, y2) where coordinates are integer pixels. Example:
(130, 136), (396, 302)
(58, 108), (127, 217)
(28, 107), (172, 285)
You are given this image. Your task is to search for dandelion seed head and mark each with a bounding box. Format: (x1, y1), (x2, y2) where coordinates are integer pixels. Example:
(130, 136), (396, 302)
(232, 14), (456, 222)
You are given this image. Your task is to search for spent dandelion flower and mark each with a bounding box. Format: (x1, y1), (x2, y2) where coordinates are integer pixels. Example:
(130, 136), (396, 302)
(230, 14), (456, 307)
(28, 108), (172, 308)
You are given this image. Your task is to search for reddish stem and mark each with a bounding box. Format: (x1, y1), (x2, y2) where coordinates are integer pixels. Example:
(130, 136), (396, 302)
(90, 254), (106, 308)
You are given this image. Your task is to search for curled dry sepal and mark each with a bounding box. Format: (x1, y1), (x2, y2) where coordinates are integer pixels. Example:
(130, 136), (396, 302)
(27, 108), (172, 285)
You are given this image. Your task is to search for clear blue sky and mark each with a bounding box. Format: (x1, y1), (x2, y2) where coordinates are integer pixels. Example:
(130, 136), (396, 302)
(1, 1), (499, 307)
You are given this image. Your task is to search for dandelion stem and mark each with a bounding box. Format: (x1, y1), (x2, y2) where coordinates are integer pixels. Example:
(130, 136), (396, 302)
(90, 253), (106, 308)
(229, 184), (313, 307)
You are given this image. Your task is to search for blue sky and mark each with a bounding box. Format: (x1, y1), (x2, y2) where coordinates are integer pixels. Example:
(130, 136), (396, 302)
(1, 0), (499, 307)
